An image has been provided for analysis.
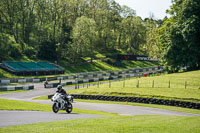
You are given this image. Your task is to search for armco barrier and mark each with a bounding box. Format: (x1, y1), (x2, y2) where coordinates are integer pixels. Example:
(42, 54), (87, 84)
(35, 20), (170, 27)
(0, 85), (34, 91)
(47, 94), (200, 110)
(44, 69), (163, 88)
(0, 66), (163, 84)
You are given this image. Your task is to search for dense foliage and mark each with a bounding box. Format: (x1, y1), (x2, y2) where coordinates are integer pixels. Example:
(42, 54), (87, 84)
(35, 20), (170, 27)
(0, 0), (148, 63)
(146, 0), (200, 71)
(0, 0), (199, 71)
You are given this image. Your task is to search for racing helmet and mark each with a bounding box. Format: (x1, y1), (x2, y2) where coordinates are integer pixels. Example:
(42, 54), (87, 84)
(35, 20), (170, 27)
(57, 85), (62, 90)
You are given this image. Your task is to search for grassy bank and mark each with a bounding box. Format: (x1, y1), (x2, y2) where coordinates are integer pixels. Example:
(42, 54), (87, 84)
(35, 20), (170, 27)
(0, 60), (158, 78)
(62, 60), (159, 73)
(68, 70), (200, 103)
(0, 99), (116, 116)
(0, 115), (199, 133)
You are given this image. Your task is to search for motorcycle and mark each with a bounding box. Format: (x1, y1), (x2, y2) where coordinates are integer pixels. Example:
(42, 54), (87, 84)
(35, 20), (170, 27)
(51, 92), (73, 113)
(67, 94), (74, 103)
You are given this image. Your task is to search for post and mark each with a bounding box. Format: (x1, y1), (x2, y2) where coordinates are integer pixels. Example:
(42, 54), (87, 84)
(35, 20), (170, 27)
(109, 80), (111, 88)
(136, 80), (139, 88)
(185, 81), (187, 89)
(123, 78), (125, 88)
(168, 80), (170, 88)
(87, 83), (88, 88)
(152, 80), (154, 88)
(98, 81), (99, 88)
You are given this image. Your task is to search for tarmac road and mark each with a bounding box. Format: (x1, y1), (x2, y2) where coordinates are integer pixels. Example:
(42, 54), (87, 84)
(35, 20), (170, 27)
(0, 82), (199, 127)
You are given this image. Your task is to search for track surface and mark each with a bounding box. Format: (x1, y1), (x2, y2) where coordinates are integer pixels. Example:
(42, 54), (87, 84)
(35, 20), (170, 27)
(0, 82), (199, 127)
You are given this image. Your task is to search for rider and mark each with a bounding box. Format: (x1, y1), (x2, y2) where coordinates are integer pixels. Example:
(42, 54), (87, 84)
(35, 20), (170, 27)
(56, 85), (67, 100)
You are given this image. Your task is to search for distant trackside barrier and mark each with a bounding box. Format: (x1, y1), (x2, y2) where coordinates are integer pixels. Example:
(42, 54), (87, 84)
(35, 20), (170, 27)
(0, 85), (34, 91)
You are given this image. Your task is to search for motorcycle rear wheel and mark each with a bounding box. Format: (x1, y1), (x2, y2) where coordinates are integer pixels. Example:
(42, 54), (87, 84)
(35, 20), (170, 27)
(66, 102), (73, 113)
(52, 103), (59, 113)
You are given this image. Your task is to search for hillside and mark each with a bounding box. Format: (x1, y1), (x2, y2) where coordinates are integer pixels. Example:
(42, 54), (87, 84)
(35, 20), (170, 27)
(0, 60), (159, 78)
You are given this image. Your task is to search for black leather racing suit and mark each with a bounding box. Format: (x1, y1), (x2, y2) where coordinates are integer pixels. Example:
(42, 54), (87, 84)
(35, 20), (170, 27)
(56, 88), (67, 100)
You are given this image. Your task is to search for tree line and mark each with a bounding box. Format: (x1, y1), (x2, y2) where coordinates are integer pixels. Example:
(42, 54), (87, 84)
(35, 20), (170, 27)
(0, 0), (199, 71)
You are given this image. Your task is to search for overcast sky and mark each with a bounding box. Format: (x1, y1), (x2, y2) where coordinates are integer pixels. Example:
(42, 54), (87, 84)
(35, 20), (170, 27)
(114, 0), (172, 19)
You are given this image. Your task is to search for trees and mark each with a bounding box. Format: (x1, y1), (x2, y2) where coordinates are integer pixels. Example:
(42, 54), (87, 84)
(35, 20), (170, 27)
(0, 33), (22, 61)
(121, 16), (146, 54)
(162, 0), (200, 70)
(72, 16), (98, 63)
(1, 0), (168, 65)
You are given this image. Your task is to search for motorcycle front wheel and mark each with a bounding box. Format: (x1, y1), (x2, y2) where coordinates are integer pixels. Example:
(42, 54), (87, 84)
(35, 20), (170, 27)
(66, 102), (73, 113)
(52, 103), (59, 113)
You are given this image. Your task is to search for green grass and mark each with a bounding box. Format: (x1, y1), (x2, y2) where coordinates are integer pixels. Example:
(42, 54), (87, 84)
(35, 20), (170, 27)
(0, 99), (51, 111)
(0, 60), (158, 78)
(0, 115), (199, 133)
(0, 99), (117, 116)
(63, 60), (158, 73)
(68, 70), (200, 103)
(0, 69), (18, 78)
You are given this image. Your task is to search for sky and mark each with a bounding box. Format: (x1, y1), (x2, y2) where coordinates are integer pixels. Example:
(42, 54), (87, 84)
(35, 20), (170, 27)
(114, 0), (172, 20)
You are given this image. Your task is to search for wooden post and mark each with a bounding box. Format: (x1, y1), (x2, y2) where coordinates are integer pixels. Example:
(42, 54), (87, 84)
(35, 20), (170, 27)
(185, 81), (187, 89)
(152, 80), (154, 88)
(123, 78), (125, 88)
(109, 80), (111, 88)
(168, 80), (170, 88)
(75, 84), (77, 89)
(136, 80), (139, 88)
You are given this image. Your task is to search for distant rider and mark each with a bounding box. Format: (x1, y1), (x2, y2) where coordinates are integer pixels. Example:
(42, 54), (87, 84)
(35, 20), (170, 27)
(44, 80), (48, 88)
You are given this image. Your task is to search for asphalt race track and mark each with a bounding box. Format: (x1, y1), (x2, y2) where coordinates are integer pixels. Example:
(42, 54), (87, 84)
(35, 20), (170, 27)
(0, 82), (199, 127)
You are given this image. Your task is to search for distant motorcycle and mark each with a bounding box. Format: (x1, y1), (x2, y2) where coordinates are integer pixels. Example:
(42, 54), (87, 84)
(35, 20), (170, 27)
(51, 93), (73, 113)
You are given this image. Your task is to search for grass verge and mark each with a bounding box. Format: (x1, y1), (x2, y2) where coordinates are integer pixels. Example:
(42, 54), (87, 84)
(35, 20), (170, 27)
(0, 99), (117, 116)
(0, 115), (199, 133)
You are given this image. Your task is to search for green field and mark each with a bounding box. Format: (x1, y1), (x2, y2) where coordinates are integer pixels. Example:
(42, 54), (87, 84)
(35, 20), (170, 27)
(68, 70), (200, 103)
(0, 115), (199, 133)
